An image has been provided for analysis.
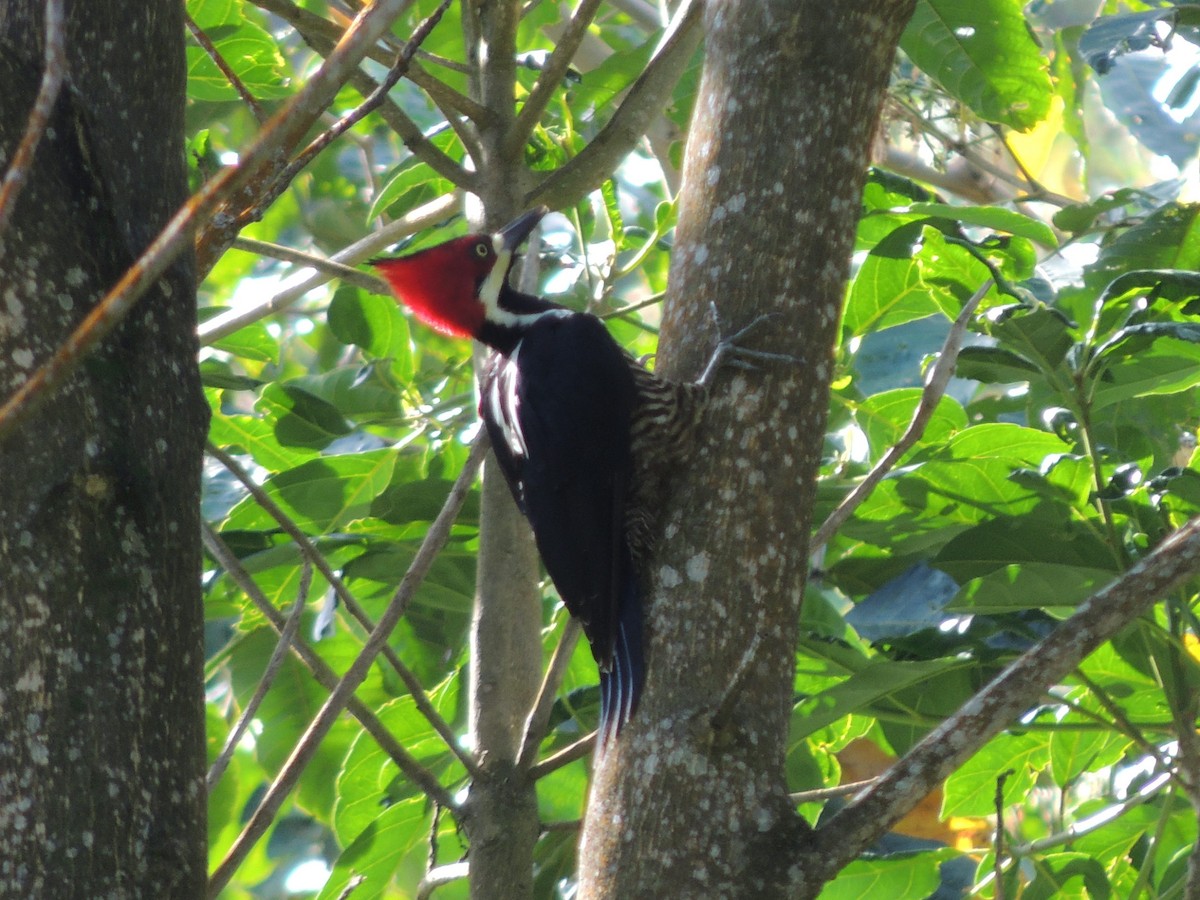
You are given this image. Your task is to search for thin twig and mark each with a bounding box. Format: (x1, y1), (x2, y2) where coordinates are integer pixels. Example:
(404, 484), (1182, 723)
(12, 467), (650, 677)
(199, 191), (457, 345)
(518, 619), (582, 768)
(185, 12), (267, 122)
(206, 436), (487, 897)
(526, 0), (703, 210)
(507, 0), (604, 154)
(788, 778), (878, 805)
(253, 0), (485, 172)
(528, 732), (596, 780)
(416, 862), (469, 900)
(0, 0), (419, 443)
(236, 0), (456, 235)
(993, 768), (1014, 900)
(206, 440), (479, 776)
(231, 236), (389, 293)
(0, 0), (67, 241)
(207, 561), (312, 789)
(201, 523), (457, 807)
(811, 279), (991, 552)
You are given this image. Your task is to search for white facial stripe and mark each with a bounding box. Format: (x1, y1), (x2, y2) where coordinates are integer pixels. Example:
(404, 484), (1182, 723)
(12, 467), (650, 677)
(478, 246), (573, 328)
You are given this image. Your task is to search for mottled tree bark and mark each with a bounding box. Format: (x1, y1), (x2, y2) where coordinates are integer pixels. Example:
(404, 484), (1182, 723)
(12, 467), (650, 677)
(0, 1), (208, 896)
(460, 0), (543, 895)
(579, 1), (915, 896)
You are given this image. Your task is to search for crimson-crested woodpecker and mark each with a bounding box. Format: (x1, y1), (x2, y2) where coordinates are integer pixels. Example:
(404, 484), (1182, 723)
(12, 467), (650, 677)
(372, 208), (707, 744)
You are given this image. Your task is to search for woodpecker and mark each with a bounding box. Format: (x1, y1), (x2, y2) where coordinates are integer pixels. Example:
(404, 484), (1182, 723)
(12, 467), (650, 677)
(372, 208), (727, 744)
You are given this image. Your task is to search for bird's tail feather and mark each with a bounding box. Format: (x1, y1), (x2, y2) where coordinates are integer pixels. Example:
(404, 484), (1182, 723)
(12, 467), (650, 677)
(598, 571), (644, 749)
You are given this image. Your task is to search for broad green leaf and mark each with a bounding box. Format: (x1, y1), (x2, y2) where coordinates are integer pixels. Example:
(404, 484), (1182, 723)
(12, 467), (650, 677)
(936, 515), (1117, 581)
(319, 797), (429, 900)
(942, 731), (1049, 817)
(844, 223), (985, 335)
(950, 562), (1114, 614)
(988, 306), (1076, 373)
(790, 659), (971, 743)
(954, 345), (1040, 383)
(1091, 338), (1200, 409)
(855, 389), (967, 463)
(819, 849), (953, 900)
(901, 0), (1052, 131)
(223, 450), (397, 532)
(185, 0), (289, 101)
(905, 203), (1059, 247)
(1022, 852), (1112, 900)
(208, 411), (320, 472)
(1086, 204), (1200, 293)
(257, 383), (352, 450)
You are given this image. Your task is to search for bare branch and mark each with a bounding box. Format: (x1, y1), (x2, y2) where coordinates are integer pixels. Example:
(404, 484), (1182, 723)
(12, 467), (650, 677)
(518, 619), (582, 768)
(811, 279), (991, 553)
(810, 514), (1200, 882)
(206, 436), (487, 897)
(507, 0), (604, 154)
(206, 440), (479, 776)
(526, 0), (702, 211)
(201, 523), (458, 808)
(199, 191), (457, 345)
(416, 862), (470, 900)
(234, 0), (457, 234)
(185, 12), (267, 122)
(0, 0), (420, 444)
(231, 236), (389, 292)
(0, 0), (66, 241)
(206, 561), (311, 790)
(528, 732), (596, 780)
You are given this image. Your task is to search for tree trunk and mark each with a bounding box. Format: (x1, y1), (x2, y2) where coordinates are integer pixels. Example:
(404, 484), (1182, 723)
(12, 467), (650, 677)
(461, 0), (543, 895)
(0, 1), (208, 896)
(579, 1), (915, 896)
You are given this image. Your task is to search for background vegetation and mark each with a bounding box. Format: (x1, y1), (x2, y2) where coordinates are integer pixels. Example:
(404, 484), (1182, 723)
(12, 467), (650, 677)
(36, 0), (1200, 895)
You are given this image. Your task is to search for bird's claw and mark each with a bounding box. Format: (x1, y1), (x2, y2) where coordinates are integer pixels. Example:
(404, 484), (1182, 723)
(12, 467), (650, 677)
(698, 303), (798, 387)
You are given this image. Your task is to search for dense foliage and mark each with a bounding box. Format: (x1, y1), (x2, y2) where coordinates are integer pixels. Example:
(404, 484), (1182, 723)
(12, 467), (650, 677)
(193, 0), (1200, 896)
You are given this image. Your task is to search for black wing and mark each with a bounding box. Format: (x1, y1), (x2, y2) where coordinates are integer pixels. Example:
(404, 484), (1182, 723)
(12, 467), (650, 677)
(480, 312), (639, 671)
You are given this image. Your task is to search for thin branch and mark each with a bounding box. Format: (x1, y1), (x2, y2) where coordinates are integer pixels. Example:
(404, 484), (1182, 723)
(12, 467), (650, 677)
(788, 778), (877, 805)
(235, 0), (457, 235)
(206, 440), (479, 776)
(507, 0), (605, 154)
(199, 191), (457, 345)
(810, 514), (1200, 882)
(201, 523), (458, 807)
(185, 12), (267, 122)
(0, 0), (418, 444)
(526, 0), (703, 210)
(207, 561), (312, 789)
(0, 0), (67, 241)
(416, 862), (470, 900)
(254, 0), (485, 170)
(231, 236), (388, 293)
(206, 436), (487, 897)
(811, 279), (991, 552)
(528, 732), (596, 780)
(255, 0), (491, 125)
(518, 619), (582, 768)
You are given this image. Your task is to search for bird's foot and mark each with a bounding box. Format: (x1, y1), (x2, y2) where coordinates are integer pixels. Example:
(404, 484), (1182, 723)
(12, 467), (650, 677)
(697, 302), (799, 387)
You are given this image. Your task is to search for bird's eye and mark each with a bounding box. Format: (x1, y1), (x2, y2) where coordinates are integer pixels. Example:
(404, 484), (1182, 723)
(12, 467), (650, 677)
(474, 241), (490, 258)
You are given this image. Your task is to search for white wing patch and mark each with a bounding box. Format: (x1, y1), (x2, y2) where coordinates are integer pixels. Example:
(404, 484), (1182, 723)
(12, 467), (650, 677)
(486, 340), (528, 460)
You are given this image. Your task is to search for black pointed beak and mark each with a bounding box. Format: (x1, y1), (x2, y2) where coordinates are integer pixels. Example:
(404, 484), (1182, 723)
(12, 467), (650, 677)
(495, 206), (548, 253)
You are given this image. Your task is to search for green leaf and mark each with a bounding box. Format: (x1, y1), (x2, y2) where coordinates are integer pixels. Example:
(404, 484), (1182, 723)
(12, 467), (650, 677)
(844, 223), (985, 335)
(905, 203), (1058, 247)
(900, 0), (1052, 131)
(950, 562), (1114, 614)
(1023, 852), (1112, 900)
(185, 0), (290, 101)
(1086, 204), (1200, 292)
(257, 383), (352, 450)
(855, 389), (967, 463)
(955, 345), (1040, 384)
(818, 849), (953, 900)
(989, 306), (1076, 374)
(223, 450), (397, 532)
(319, 797), (429, 900)
(942, 731), (1049, 817)
(1091, 337), (1200, 409)
(790, 659), (971, 743)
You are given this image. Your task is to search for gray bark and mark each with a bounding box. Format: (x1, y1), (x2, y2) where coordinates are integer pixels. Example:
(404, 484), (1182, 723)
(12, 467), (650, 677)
(461, 0), (543, 896)
(0, 1), (208, 896)
(579, 1), (916, 896)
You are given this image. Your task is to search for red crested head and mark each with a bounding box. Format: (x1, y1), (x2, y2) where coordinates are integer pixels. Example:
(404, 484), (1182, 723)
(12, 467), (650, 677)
(370, 234), (494, 338)
(370, 208), (548, 340)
